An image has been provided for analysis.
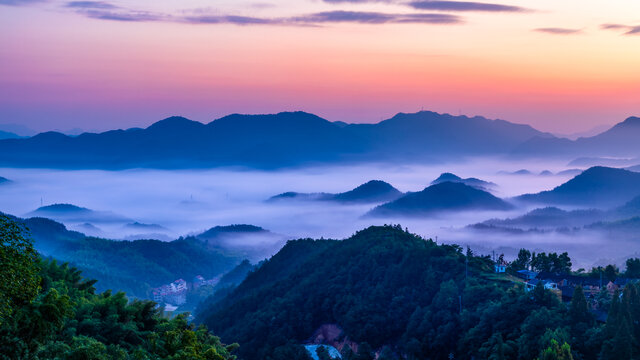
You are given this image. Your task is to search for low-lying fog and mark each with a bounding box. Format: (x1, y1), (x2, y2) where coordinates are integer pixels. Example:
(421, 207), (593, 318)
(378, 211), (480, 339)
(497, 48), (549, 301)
(0, 158), (636, 269)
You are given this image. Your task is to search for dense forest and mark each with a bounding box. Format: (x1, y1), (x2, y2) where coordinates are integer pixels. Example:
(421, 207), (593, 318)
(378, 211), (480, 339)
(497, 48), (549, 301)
(0, 214), (238, 360)
(5, 212), (640, 360)
(198, 225), (640, 360)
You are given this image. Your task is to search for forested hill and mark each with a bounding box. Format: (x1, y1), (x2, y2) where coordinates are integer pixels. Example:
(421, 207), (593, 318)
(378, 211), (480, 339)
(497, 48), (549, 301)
(197, 225), (640, 360)
(197, 225), (508, 359)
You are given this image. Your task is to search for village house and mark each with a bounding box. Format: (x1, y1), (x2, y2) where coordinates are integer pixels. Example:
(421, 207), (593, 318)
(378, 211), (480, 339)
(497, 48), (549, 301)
(516, 270), (538, 281)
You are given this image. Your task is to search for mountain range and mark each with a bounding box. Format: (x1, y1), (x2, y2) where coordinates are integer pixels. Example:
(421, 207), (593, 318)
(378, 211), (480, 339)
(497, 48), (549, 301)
(0, 110), (554, 169)
(2, 110), (639, 169)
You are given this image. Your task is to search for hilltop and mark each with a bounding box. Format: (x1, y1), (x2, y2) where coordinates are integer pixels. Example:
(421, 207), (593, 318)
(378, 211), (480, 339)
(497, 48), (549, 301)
(368, 181), (512, 217)
(269, 180), (403, 204)
(430, 172), (495, 189)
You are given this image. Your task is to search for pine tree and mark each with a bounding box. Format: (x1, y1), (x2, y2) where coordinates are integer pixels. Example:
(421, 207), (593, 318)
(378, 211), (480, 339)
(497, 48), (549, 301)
(568, 286), (591, 325)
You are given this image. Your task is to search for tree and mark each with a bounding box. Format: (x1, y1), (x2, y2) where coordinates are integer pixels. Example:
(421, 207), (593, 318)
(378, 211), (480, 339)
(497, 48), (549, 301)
(624, 258), (640, 278)
(538, 340), (573, 360)
(316, 345), (334, 360)
(568, 287), (591, 326)
(355, 342), (375, 360)
(0, 215), (41, 323)
(604, 265), (618, 283)
(556, 253), (572, 274)
(511, 249), (531, 271)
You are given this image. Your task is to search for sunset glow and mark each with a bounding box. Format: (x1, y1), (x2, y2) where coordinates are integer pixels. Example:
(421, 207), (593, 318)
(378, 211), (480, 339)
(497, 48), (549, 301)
(1, 0), (639, 132)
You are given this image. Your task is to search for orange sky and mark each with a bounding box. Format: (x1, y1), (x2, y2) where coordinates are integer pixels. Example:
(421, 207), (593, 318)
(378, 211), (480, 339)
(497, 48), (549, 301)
(1, 0), (639, 133)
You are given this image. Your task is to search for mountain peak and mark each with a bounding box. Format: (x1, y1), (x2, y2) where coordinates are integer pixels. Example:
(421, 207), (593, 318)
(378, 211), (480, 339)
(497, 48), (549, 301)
(146, 116), (203, 131)
(432, 173), (463, 183)
(619, 116), (640, 127)
(34, 203), (91, 213)
(198, 224), (267, 239)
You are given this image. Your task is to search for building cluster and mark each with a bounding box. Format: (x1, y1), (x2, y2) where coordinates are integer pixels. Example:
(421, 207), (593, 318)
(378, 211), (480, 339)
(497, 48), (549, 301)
(515, 269), (637, 320)
(152, 274), (221, 306)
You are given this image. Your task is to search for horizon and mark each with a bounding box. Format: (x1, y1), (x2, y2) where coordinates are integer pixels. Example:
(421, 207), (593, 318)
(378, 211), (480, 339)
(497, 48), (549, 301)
(2, 109), (639, 137)
(2, 0), (639, 133)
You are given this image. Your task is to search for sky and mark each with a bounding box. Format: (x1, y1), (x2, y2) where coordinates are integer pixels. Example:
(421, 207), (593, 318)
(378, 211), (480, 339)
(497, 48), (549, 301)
(1, 0), (639, 133)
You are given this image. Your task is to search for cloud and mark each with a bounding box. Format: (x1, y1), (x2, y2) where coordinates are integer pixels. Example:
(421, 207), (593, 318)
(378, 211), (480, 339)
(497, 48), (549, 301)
(80, 9), (164, 22)
(293, 10), (460, 24)
(601, 23), (640, 35)
(322, 0), (392, 3)
(183, 15), (282, 25)
(0, 0), (46, 6)
(534, 27), (581, 35)
(65, 1), (117, 9)
(70, 6), (462, 26)
(408, 0), (527, 12)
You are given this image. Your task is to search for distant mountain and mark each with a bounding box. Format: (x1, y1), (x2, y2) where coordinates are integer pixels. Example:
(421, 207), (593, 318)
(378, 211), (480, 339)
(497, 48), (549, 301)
(627, 164), (640, 173)
(332, 180), (403, 203)
(430, 173), (495, 190)
(517, 166), (640, 207)
(197, 224), (268, 239)
(472, 194), (640, 234)
(513, 116), (640, 158)
(586, 217), (640, 233)
(557, 169), (583, 176)
(0, 110), (552, 169)
(498, 169), (533, 176)
(568, 157), (637, 168)
(268, 192), (332, 202)
(480, 207), (605, 230)
(0, 123), (36, 137)
(269, 180), (403, 204)
(611, 195), (640, 218)
(124, 222), (168, 231)
(195, 224), (287, 261)
(368, 181), (513, 217)
(28, 203), (132, 224)
(0, 130), (22, 140)
(0, 176), (10, 184)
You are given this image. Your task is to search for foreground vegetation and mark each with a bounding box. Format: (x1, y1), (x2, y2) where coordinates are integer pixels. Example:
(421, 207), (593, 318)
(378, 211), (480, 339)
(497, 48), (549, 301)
(199, 225), (640, 360)
(6, 211), (640, 360)
(0, 214), (237, 360)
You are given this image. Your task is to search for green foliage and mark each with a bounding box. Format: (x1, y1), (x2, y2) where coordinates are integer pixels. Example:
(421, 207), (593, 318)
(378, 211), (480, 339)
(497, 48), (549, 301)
(530, 252), (572, 273)
(604, 265), (619, 283)
(538, 340), (574, 360)
(509, 249), (532, 271)
(0, 216), (237, 360)
(0, 214), (41, 323)
(625, 258), (640, 278)
(199, 226), (512, 360)
(0, 258), (238, 359)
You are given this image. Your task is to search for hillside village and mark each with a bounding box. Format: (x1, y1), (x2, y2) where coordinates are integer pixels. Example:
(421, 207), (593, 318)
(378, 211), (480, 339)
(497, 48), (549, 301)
(494, 256), (639, 322)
